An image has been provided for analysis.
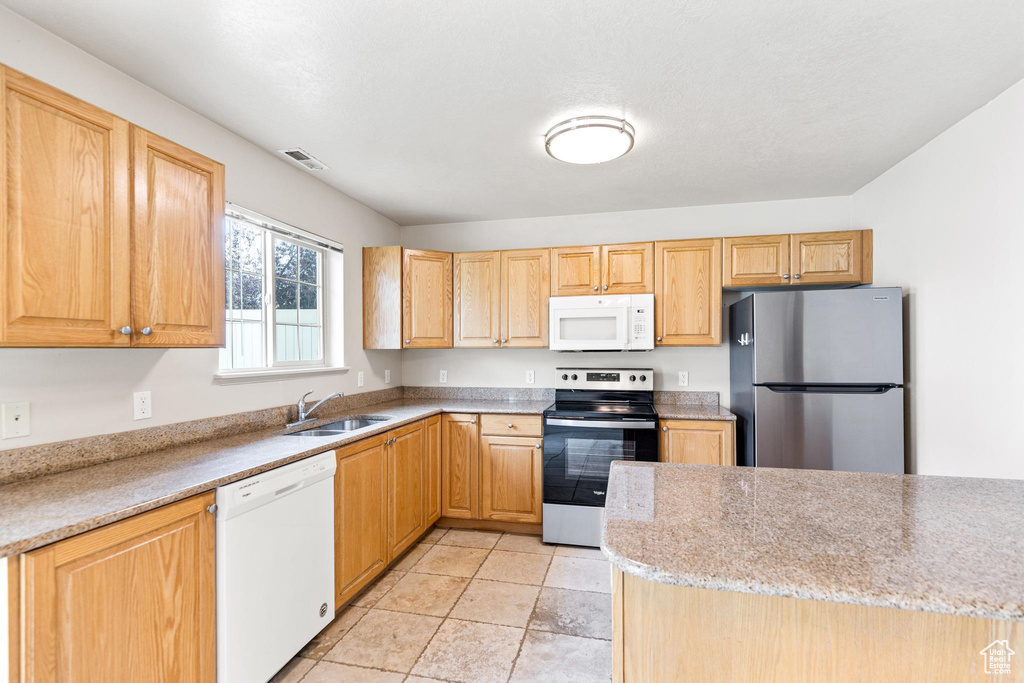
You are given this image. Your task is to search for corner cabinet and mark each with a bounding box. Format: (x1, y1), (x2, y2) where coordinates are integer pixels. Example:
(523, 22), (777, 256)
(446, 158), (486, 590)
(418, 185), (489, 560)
(660, 420), (736, 466)
(0, 65), (225, 348)
(654, 239), (722, 346)
(18, 493), (216, 682)
(723, 230), (873, 287)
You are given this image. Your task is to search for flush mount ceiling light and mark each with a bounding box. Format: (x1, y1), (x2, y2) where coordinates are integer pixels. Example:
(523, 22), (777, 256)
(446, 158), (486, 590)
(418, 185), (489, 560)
(544, 116), (635, 164)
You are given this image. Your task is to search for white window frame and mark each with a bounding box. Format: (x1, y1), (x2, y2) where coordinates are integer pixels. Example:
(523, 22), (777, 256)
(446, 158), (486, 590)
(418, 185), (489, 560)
(217, 204), (344, 380)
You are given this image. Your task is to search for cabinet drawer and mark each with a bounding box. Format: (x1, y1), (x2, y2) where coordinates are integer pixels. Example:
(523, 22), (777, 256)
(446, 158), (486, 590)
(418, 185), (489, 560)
(480, 414), (542, 437)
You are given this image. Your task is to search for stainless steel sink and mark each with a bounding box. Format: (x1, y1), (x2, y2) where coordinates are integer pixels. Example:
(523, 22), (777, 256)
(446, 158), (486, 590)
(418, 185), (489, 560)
(286, 415), (391, 436)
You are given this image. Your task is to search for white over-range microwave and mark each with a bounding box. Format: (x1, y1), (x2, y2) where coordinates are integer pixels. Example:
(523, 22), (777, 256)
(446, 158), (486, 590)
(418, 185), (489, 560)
(549, 294), (654, 351)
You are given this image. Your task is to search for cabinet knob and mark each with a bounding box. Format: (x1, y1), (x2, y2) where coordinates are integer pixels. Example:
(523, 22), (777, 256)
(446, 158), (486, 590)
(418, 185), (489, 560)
(656, 336), (662, 342)
(794, 274), (801, 280)
(141, 327), (153, 336)
(782, 274), (790, 280)
(470, 419), (476, 424)
(535, 444), (541, 449)
(492, 338), (498, 343)
(508, 423), (513, 429)
(501, 338), (506, 343)
(206, 504), (218, 515)
(119, 325), (132, 335)
(593, 285), (598, 291)
(662, 426), (667, 431)
(603, 285), (608, 290)
(405, 339), (411, 344)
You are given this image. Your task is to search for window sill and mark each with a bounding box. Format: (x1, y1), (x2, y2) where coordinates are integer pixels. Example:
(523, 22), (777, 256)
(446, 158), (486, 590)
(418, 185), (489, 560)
(214, 366), (350, 385)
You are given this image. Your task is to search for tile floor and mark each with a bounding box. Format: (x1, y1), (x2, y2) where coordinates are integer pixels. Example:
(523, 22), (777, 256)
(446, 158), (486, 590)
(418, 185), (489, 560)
(271, 527), (613, 682)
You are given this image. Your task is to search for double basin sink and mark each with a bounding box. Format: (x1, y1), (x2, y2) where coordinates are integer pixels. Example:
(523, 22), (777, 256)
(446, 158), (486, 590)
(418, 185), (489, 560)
(286, 415), (392, 437)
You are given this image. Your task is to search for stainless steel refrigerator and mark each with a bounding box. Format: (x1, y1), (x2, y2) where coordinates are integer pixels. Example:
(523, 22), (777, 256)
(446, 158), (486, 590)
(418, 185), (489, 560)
(729, 288), (905, 473)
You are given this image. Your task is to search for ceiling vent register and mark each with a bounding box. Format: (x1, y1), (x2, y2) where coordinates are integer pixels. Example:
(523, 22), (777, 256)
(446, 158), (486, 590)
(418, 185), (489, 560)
(279, 147), (329, 171)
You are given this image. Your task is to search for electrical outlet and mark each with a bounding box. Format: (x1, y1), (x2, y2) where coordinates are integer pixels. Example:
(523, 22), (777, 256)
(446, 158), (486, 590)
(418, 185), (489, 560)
(678, 371), (689, 387)
(1, 402), (30, 439)
(385, 369), (391, 384)
(439, 369), (448, 384)
(133, 391), (152, 420)
(357, 371), (365, 387)
(525, 370), (535, 384)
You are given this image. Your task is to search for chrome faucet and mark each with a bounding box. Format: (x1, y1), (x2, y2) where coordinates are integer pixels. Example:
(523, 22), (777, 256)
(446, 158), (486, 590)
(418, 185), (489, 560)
(289, 390), (344, 427)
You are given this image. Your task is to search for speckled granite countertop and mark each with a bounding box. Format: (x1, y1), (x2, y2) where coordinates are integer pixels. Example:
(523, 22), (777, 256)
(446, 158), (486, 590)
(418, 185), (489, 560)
(654, 403), (735, 420)
(0, 398), (549, 558)
(602, 461), (1024, 621)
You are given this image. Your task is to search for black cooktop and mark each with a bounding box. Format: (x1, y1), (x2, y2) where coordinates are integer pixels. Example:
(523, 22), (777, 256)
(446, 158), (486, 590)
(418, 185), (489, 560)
(543, 401), (657, 420)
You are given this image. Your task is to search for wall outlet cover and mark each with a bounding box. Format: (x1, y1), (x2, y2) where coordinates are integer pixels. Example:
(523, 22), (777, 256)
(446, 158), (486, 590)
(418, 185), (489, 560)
(525, 370), (535, 384)
(385, 369), (391, 384)
(678, 371), (689, 387)
(439, 369), (448, 384)
(133, 391), (152, 420)
(357, 371), (365, 387)
(1, 402), (30, 439)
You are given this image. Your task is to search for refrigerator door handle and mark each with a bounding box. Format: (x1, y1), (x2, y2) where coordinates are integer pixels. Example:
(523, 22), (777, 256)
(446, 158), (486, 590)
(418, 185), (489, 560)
(762, 384), (899, 394)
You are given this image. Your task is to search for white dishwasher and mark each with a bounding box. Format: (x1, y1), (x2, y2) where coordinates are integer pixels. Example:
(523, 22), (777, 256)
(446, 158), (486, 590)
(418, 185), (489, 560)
(216, 451), (336, 683)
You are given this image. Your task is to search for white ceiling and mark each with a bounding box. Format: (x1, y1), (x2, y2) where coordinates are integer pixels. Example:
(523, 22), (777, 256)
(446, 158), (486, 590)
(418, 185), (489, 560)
(6, 0), (1024, 226)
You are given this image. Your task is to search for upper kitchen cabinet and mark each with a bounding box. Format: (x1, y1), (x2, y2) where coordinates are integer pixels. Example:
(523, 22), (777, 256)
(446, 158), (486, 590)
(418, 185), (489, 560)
(501, 248), (550, 347)
(601, 241), (654, 294)
(362, 245), (403, 349)
(791, 230), (872, 285)
(0, 66), (132, 347)
(454, 250), (500, 347)
(722, 234), (791, 287)
(403, 248), (453, 348)
(654, 238), (722, 346)
(131, 127), (225, 347)
(550, 245), (601, 296)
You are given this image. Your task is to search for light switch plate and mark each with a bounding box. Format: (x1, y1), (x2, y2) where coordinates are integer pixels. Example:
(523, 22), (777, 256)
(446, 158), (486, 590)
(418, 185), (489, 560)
(678, 371), (689, 387)
(439, 370), (448, 384)
(133, 391), (152, 420)
(357, 371), (365, 387)
(1, 402), (30, 439)
(385, 369), (391, 384)
(525, 370), (535, 384)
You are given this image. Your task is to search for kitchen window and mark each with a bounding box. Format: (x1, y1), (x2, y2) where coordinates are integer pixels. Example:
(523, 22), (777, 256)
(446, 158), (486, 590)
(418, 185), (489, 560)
(218, 204), (343, 377)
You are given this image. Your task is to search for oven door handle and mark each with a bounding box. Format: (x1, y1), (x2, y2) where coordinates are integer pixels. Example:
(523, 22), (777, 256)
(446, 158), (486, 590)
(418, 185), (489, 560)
(545, 418), (657, 430)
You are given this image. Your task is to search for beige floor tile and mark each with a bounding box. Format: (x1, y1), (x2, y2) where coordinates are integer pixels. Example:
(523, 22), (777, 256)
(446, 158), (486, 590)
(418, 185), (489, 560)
(449, 578), (540, 627)
(297, 605), (368, 659)
(495, 533), (556, 556)
(411, 619), (524, 683)
(410, 544), (489, 577)
(510, 630), (612, 682)
(353, 569), (406, 607)
(405, 677), (450, 683)
(529, 587), (612, 640)
(555, 545), (607, 560)
(392, 542), (431, 571)
(475, 550), (551, 585)
(269, 656), (315, 682)
(374, 572), (468, 617)
(325, 609), (441, 673)
(303, 660), (405, 682)
(435, 528), (502, 549)
(421, 526), (448, 544)
(544, 556), (611, 594)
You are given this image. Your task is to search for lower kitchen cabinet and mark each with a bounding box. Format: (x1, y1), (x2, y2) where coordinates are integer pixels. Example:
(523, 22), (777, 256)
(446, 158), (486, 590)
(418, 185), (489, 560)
(441, 413), (480, 519)
(18, 492), (216, 682)
(480, 435), (544, 524)
(387, 421), (426, 561)
(334, 435), (388, 609)
(660, 420), (736, 466)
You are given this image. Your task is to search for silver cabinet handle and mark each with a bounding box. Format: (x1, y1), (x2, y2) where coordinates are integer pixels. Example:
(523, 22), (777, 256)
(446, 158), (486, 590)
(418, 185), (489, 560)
(535, 444), (541, 449)
(593, 285), (598, 291)
(501, 338), (506, 343)
(470, 419), (476, 424)
(405, 339), (411, 344)
(206, 503), (218, 515)
(662, 426), (668, 431)
(656, 336), (662, 342)
(508, 423), (514, 429)
(492, 338), (498, 343)
(603, 285), (608, 290)
(782, 274), (790, 280)
(141, 327), (152, 336)
(794, 274), (801, 280)
(119, 325), (132, 335)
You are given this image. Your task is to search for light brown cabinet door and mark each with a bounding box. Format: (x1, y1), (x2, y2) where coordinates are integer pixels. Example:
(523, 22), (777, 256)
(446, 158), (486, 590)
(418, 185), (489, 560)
(20, 492), (215, 682)
(442, 413), (479, 519)
(362, 246), (403, 349)
(791, 230), (869, 285)
(601, 242), (654, 294)
(423, 414), (442, 526)
(654, 239), (722, 346)
(387, 420), (426, 560)
(550, 245), (601, 296)
(722, 234), (790, 287)
(1, 67), (132, 347)
(454, 251), (500, 347)
(403, 248), (453, 348)
(480, 435), (543, 524)
(660, 420), (736, 466)
(131, 127), (224, 347)
(500, 248), (549, 347)
(335, 435), (388, 609)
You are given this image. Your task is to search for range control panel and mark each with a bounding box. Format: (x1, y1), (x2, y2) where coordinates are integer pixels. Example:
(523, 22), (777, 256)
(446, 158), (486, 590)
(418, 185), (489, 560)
(555, 368), (654, 390)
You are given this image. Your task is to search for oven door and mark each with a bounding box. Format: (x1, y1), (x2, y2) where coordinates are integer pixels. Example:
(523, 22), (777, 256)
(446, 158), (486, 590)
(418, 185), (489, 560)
(549, 296), (630, 351)
(542, 416), (658, 506)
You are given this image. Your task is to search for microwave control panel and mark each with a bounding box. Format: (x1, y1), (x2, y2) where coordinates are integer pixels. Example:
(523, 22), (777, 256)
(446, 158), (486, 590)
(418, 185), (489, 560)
(629, 294), (654, 349)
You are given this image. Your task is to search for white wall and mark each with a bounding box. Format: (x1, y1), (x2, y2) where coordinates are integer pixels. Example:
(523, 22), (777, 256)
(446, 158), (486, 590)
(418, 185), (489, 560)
(0, 8), (402, 448)
(401, 197), (853, 399)
(852, 77), (1024, 479)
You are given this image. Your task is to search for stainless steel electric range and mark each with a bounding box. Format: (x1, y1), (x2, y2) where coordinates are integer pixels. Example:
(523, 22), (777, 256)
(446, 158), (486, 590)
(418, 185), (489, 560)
(542, 368), (659, 547)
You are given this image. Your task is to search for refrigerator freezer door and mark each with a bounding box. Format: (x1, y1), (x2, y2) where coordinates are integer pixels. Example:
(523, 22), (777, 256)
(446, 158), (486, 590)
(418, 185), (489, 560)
(752, 288), (903, 384)
(754, 386), (905, 473)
